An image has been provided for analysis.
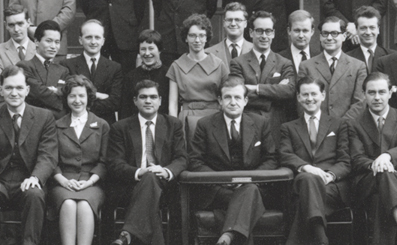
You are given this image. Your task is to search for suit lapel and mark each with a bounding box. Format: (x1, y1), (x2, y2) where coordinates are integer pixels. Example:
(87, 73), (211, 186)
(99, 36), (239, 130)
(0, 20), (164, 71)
(25, 41), (36, 60)
(93, 56), (108, 85)
(0, 105), (14, 146)
(295, 117), (313, 157)
(154, 115), (166, 164)
(287, 48), (297, 73)
(241, 39), (252, 54)
(75, 55), (91, 78)
(360, 109), (380, 147)
(18, 105), (35, 146)
(330, 53), (350, 89)
(381, 108), (397, 151)
(57, 114), (80, 145)
(260, 51), (276, 82)
(47, 63), (64, 86)
(129, 115), (143, 166)
(78, 112), (96, 144)
(221, 40), (231, 65)
(316, 114), (333, 150)
(247, 50), (261, 83)
(4, 40), (20, 65)
(314, 53), (332, 83)
(241, 114), (255, 162)
(212, 114), (230, 161)
(32, 56), (48, 84)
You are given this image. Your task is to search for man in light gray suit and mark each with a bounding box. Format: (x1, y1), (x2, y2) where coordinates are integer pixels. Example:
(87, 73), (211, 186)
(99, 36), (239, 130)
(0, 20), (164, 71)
(0, 5), (35, 73)
(205, 2), (252, 71)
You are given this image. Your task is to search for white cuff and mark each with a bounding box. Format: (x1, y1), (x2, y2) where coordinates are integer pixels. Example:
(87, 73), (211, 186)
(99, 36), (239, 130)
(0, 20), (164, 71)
(164, 168), (173, 181)
(135, 168), (141, 181)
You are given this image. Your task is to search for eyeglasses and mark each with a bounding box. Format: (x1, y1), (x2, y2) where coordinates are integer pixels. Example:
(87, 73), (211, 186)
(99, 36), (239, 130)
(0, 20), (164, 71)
(224, 18), (246, 24)
(320, 31), (344, 38)
(253, 28), (274, 36)
(292, 29), (311, 34)
(187, 33), (207, 40)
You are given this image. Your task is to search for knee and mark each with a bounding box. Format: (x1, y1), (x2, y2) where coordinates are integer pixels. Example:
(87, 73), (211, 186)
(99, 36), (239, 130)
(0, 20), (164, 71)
(294, 172), (323, 189)
(239, 184), (261, 198)
(62, 199), (77, 209)
(23, 187), (45, 203)
(77, 200), (91, 210)
(140, 172), (160, 185)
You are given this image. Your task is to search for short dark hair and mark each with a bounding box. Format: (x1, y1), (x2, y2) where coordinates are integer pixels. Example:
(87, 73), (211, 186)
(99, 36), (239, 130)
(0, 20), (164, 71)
(180, 14), (213, 44)
(354, 6), (381, 27)
(288, 10), (314, 29)
(318, 16), (346, 33)
(134, 80), (160, 97)
(80, 19), (104, 37)
(34, 20), (62, 42)
(224, 2), (248, 20)
(0, 65), (26, 85)
(248, 11), (276, 30)
(61, 75), (97, 112)
(4, 4), (29, 21)
(362, 72), (391, 91)
(296, 76), (325, 93)
(138, 29), (163, 52)
(219, 75), (248, 97)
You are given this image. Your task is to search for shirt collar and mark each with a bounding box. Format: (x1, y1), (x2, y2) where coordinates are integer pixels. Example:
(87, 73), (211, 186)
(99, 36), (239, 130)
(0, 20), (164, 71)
(304, 110), (321, 123)
(35, 53), (52, 65)
(360, 44), (377, 55)
(252, 48), (271, 63)
(323, 50), (342, 62)
(174, 53), (222, 75)
(8, 102), (26, 118)
(291, 44), (310, 58)
(223, 114), (242, 127)
(225, 38), (244, 49)
(71, 110), (88, 122)
(369, 105), (390, 124)
(138, 113), (158, 128)
(83, 51), (101, 64)
(11, 38), (29, 51)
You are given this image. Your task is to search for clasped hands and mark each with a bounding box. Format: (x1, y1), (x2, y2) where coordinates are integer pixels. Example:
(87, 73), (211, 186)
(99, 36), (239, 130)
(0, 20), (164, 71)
(371, 153), (395, 176)
(61, 178), (93, 192)
(302, 165), (334, 185)
(138, 163), (169, 179)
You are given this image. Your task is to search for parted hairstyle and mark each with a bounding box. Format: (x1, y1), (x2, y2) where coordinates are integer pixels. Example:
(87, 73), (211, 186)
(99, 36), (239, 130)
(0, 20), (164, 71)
(362, 72), (392, 91)
(80, 19), (105, 37)
(296, 76), (325, 93)
(61, 75), (97, 112)
(0, 65), (26, 85)
(4, 4), (29, 21)
(180, 14), (213, 44)
(134, 80), (160, 97)
(354, 6), (381, 27)
(138, 29), (163, 52)
(248, 11), (276, 30)
(318, 16), (346, 33)
(34, 20), (62, 42)
(288, 10), (314, 29)
(224, 2), (248, 20)
(218, 75), (248, 97)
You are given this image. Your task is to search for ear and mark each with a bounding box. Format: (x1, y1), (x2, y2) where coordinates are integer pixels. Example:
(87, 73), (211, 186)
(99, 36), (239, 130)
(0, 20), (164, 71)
(159, 96), (162, 106)
(79, 36), (83, 46)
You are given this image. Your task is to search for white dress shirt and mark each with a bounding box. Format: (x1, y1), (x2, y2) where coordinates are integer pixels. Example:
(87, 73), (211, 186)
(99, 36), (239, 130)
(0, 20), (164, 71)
(360, 44), (377, 67)
(291, 44), (311, 72)
(11, 38), (29, 55)
(324, 50), (342, 69)
(369, 105), (389, 128)
(83, 51), (101, 73)
(226, 38), (244, 57)
(223, 114), (241, 139)
(253, 48), (271, 64)
(8, 103), (26, 128)
(35, 53), (53, 65)
(304, 110), (321, 133)
(70, 110), (88, 139)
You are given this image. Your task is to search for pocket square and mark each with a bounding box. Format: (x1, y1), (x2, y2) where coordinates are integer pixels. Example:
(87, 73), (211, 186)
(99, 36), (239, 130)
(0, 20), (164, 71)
(254, 141), (261, 147)
(272, 72), (281, 77)
(327, 132), (336, 137)
(90, 122), (98, 128)
(58, 80), (65, 84)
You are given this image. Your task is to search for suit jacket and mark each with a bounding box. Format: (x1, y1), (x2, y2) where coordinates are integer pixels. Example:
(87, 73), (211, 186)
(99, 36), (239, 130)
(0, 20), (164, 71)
(107, 113), (187, 185)
(349, 107), (397, 185)
(55, 112), (109, 181)
(9, 0), (76, 55)
(0, 104), (58, 185)
(375, 53), (397, 109)
(60, 55), (123, 124)
(298, 52), (367, 119)
(278, 46), (320, 75)
(205, 39), (253, 72)
(189, 112), (278, 207)
(17, 56), (69, 118)
(0, 39), (36, 73)
(346, 45), (396, 73)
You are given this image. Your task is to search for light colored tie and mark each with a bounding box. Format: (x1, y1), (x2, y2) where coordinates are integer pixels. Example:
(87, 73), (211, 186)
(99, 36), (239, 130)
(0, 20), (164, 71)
(145, 121), (156, 166)
(367, 49), (374, 73)
(18, 46), (25, 61)
(231, 120), (239, 142)
(309, 116), (317, 155)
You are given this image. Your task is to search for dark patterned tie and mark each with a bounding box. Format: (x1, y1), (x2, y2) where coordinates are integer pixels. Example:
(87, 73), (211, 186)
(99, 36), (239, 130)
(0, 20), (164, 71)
(330, 57), (337, 75)
(378, 117), (384, 149)
(309, 116), (317, 155)
(18, 46), (25, 61)
(367, 49), (374, 73)
(300, 50), (307, 61)
(90, 58), (96, 79)
(260, 54), (266, 72)
(44, 60), (51, 70)
(231, 43), (238, 59)
(13, 114), (21, 136)
(145, 121), (156, 165)
(231, 120), (239, 142)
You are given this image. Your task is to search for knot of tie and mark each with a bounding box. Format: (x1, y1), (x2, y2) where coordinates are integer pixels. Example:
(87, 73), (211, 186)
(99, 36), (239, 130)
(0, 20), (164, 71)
(18, 46), (25, 61)
(12, 113), (21, 134)
(44, 60), (51, 69)
(231, 43), (238, 59)
(300, 50), (307, 61)
(146, 121), (153, 126)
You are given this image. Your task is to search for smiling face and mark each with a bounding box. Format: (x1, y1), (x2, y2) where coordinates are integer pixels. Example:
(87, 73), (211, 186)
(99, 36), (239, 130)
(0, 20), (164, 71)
(5, 12), (30, 44)
(0, 72), (29, 112)
(218, 85), (248, 119)
(35, 30), (61, 59)
(67, 86), (88, 116)
(365, 79), (392, 116)
(186, 25), (207, 54)
(224, 10), (247, 40)
(320, 22), (346, 56)
(134, 87), (161, 120)
(288, 18), (314, 50)
(79, 22), (105, 56)
(139, 41), (161, 67)
(297, 83), (325, 116)
(250, 17), (275, 53)
(356, 17), (379, 48)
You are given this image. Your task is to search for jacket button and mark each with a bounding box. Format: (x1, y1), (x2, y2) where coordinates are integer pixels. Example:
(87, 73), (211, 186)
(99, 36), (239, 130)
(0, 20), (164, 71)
(76, 157), (81, 161)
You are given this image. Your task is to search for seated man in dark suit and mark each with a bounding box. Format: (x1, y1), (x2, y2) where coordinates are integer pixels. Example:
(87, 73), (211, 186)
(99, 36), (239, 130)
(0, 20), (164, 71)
(280, 77), (350, 245)
(16, 20), (69, 119)
(349, 72), (397, 245)
(106, 80), (187, 245)
(346, 6), (395, 74)
(61, 19), (123, 125)
(0, 65), (58, 245)
(189, 76), (278, 245)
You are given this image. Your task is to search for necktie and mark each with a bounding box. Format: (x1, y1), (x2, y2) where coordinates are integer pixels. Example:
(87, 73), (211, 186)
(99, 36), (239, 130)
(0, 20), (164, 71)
(377, 117), (384, 132)
(145, 121), (156, 166)
(231, 120), (239, 142)
(260, 54), (266, 72)
(300, 50), (307, 61)
(18, 46), (25, 61)
(44, 60), (51, 70)
(90, 58), (96, 79)
(12, 114), (21, 136)
(309, 116), (317, 155)
(330, 57), (337, 75)
(367, 49), (374, 73)
(231, 43), (238, 59)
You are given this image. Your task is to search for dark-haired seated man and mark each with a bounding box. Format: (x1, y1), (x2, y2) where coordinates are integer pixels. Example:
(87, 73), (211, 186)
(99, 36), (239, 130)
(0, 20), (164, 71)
(16, 20), (69, 119)
(189, 76), (278, 245)
(106, 80), (187, 245)
(280, 77), (350, 245)
(349, 72), (397, 245)
(0, 66), (58, 245)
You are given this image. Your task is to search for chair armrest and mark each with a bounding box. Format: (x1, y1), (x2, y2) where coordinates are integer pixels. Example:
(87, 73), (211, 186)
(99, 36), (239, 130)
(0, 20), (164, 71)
(178, 167), (294, 184)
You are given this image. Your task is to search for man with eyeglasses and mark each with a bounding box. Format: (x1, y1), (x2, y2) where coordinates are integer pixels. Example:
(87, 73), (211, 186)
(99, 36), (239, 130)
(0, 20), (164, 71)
(347, 6), (395, 74)
(230, 10), (295, 146)
(206, 2), (253, 72)
(298, 16), (367, 120)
